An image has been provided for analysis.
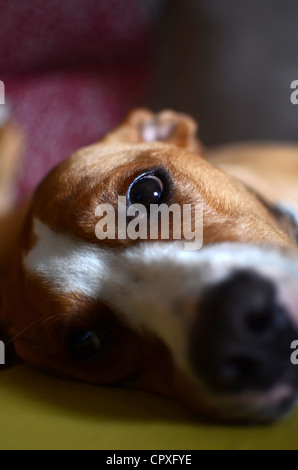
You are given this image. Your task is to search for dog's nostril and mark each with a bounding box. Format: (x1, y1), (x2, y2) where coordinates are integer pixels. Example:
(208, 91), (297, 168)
(245, 308), (273, 335)
(219, 357), (256, 388)
(245, 304), (289, 337)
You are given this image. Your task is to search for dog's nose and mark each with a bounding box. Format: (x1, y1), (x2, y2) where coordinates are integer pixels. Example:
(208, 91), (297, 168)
(190, 270), (296, 393)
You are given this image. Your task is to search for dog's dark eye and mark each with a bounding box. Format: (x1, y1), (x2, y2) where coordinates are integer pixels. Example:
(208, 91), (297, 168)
(69, 330), (102, 360)
(128, 175), (164, 207)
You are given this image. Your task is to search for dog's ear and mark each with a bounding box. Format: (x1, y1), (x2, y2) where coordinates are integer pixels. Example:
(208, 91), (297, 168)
(102, 108), (203, 155)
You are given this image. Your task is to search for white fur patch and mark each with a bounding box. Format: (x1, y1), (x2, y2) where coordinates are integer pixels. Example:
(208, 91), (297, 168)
(24, 219), (107, 298)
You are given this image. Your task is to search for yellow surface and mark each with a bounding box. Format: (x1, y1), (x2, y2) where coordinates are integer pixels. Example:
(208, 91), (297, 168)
(1, 364), (298, 450)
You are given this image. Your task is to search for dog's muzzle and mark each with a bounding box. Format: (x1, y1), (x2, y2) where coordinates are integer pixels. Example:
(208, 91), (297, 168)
(102, 241), (298, 422)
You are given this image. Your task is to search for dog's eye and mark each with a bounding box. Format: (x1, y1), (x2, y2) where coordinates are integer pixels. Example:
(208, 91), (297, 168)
(69, 330), (102, 360)
(128, 175), (164, 207)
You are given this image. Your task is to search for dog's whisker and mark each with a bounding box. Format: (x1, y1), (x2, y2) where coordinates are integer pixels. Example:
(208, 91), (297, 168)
(5, 314), (56, 346)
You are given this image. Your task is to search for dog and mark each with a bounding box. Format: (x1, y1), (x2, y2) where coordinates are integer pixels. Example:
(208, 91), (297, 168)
(1, 109), (298, 423)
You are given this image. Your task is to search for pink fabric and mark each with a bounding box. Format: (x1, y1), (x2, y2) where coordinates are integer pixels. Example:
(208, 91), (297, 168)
(0, 0), (158, 195)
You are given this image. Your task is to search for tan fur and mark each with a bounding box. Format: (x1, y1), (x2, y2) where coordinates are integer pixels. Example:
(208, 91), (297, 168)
(208, 142), (298, 203)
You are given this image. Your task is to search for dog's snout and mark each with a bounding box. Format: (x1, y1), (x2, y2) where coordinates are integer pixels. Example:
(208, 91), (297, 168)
(190, 270), (296, 394)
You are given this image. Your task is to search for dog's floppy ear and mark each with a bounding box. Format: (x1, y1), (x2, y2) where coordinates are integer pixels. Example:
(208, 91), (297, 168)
(102, 108), (203, 155)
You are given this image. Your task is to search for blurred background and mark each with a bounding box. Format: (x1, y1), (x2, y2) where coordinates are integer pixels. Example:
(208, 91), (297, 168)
(1, 0), (298, 198)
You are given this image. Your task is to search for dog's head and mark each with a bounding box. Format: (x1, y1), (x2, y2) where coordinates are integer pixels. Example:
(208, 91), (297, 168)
(2, 109), (298, 423)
